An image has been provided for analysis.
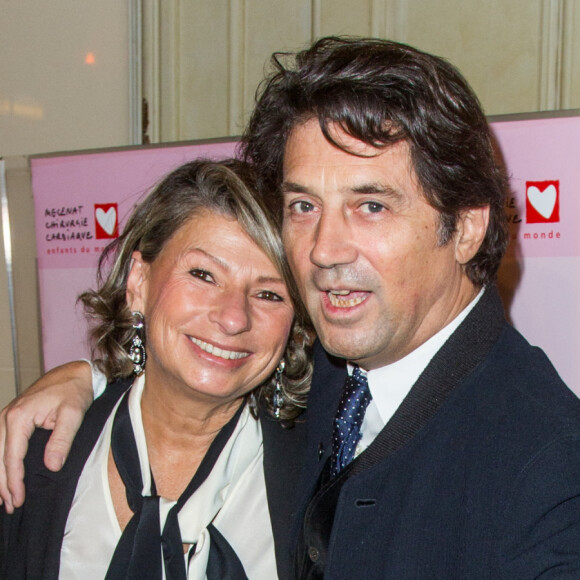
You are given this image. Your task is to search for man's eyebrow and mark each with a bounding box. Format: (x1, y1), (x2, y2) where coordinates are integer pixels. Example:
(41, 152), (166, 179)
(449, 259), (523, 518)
(281, 181), (403, 198)
(280, 181), (311, 194)
(350, 183), (402, 199)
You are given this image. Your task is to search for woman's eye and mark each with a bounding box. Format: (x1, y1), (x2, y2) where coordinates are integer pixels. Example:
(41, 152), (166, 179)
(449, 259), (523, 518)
(257, 290), (283, 302)
(190, 269), (214, 283)
(289, 200), (315, 214)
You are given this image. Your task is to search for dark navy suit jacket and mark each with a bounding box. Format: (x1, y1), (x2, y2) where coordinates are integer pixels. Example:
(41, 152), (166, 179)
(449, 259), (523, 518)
(290, 287), (580, 578)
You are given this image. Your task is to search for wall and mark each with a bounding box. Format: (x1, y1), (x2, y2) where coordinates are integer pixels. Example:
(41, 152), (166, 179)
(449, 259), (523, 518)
(0, 0), (132, 403)
(144, 0), (580, 143)
(0, 0), (132, 157)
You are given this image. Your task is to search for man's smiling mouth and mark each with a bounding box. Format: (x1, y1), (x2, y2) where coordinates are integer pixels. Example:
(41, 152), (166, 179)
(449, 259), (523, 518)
(327, 290), (369, 308)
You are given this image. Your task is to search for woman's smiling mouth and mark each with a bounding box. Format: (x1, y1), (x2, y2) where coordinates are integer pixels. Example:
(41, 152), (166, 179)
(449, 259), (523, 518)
(188, 337), (251, 360)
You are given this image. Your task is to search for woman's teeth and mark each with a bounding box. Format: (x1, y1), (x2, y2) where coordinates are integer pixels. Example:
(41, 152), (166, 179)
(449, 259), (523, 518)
(189, 337), (250, 360)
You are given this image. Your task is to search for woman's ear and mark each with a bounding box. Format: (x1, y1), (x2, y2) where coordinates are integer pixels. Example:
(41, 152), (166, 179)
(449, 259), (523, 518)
(454, 206), (490, 265)
(126, 251), (149, 312)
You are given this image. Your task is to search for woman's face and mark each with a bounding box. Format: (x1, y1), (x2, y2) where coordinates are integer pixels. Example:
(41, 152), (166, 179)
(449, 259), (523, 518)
(127, 210), (294, 406)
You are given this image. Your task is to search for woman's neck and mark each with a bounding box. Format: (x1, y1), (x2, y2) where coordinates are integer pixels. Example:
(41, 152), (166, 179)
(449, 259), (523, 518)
(138, 373), (244, 499)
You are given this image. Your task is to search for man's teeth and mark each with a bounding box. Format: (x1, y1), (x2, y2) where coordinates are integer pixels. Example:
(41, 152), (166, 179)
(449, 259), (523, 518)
(189, 337), (250, 360)
(328, 291), (366, 308)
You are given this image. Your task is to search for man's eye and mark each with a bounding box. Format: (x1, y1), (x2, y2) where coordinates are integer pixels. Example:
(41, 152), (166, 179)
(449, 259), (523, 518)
(190, 269), (214, 283)
(289, 200), (315, 214)
(257, 290), (283, 302)
(362, 201), (386, 214)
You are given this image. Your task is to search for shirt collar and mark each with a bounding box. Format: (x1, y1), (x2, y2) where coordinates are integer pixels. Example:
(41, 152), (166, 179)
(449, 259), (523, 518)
(348, 287), (484, 425)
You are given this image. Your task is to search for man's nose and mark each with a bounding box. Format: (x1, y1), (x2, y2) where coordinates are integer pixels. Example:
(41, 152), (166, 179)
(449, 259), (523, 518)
(208, 290), (252, 335)
(310, 210), (357, 268)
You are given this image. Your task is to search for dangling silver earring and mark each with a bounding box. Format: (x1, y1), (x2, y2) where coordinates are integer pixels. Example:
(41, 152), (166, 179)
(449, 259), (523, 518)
(129, 311), (146, 375)
(273, 360), (286, 420)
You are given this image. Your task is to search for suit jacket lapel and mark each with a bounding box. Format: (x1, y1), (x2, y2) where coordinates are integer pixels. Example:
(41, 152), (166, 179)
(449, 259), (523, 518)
(261, 410), (308, 580)
(286, 343), (346, 565)
(352, 285), (506, 475)
(302, 343), (346, 487)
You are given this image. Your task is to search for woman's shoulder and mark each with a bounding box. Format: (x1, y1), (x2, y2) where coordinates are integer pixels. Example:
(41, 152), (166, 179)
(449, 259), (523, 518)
(25, 376), (133, 476)
(94, 376), (134, 414)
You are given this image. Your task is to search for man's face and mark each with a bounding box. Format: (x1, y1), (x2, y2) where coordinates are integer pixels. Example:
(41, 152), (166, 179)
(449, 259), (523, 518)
(281, 119), (480, 369)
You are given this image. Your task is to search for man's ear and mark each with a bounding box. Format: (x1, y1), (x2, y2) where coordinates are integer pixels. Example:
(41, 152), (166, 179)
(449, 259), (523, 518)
(126, 251), (149, 312)
(454, 206), (489, 265)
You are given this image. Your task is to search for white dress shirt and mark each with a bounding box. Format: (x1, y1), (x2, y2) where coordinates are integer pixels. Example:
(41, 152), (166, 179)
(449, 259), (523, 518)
(63, 373), (276, 579)
(355, 288), (484, 456)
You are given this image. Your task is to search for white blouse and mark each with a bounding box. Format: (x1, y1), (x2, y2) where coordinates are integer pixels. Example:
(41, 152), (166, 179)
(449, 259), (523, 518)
(59, 374), (277, 579)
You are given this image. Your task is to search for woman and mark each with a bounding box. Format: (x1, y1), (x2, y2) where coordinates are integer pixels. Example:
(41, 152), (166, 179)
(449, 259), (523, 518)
(0, 159), (312, 579)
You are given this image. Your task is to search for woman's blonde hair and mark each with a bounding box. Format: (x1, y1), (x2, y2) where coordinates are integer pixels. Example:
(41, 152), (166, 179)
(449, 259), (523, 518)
(79, 158), (313, 422)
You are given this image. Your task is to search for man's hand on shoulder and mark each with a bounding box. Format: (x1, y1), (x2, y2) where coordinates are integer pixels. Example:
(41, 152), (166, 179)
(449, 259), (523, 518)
(0, 360), (94, 513)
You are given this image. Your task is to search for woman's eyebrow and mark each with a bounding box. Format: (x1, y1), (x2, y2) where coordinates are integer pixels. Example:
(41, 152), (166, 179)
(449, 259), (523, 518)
(185, 247), (229, 270)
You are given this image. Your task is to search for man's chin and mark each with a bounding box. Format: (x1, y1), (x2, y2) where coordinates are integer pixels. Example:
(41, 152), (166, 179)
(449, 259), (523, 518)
(317, 332), (370, 363)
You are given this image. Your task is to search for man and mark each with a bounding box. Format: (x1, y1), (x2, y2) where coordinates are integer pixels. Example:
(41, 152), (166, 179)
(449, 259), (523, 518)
(2, 37), (580, 578)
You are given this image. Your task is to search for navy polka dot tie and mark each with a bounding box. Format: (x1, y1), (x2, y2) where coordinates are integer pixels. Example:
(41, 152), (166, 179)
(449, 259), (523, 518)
(331, 365), (372, 477)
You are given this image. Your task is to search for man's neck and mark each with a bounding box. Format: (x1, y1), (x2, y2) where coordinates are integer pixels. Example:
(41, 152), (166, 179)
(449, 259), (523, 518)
(356, 286), (485, 428)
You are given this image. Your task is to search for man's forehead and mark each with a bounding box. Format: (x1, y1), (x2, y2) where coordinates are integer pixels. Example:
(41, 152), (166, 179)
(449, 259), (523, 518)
(282, 123), (417, 195)
(283, 120), (411, 166)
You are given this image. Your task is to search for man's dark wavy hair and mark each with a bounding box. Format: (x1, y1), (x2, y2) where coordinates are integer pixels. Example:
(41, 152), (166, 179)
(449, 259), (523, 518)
(241, 36), (508, 287)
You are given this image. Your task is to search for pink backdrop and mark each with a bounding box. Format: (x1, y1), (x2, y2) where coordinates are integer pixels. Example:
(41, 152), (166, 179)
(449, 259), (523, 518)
(31, 139), (237, 371)
(493, 113), (580, 392)
(31, 115), (580, 393)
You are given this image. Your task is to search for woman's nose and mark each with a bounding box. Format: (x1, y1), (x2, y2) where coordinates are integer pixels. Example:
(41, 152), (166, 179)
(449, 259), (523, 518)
(208, 290), (252, 335)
